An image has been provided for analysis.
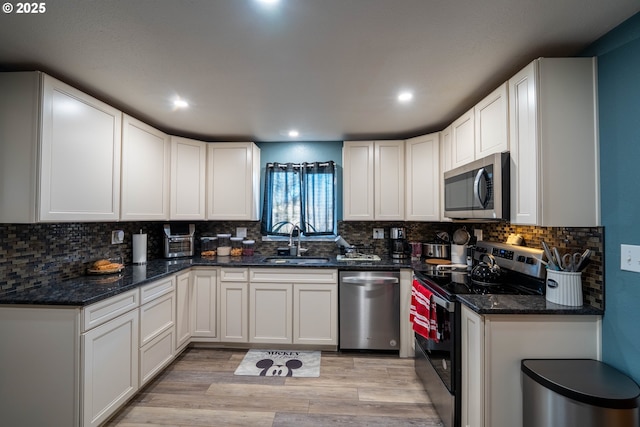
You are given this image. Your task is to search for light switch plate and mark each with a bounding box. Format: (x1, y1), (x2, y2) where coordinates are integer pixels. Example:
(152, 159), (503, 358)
(373, 228), (384, 239)
(236, 227), (247, 238)
(620, 244), (640, 272)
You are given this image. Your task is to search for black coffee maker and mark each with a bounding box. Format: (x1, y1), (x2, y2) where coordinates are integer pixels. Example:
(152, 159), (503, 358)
(390, 227), (409, 259)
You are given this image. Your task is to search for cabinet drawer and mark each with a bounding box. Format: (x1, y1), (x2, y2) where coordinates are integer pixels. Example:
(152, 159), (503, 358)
(250, 268), (337, 284)
(220, 267), (249, 282)
(82, 289), (139, 332)
(140, 276), (175, 305)
(140, 327), (175, 386)
(140, 292), (175, 346)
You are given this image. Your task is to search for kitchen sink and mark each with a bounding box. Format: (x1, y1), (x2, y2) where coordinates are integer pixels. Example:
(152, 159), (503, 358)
(263, 256), (331, 265)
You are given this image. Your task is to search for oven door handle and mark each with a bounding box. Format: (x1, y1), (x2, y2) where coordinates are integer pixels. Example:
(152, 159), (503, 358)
(431, 293), (455, 312)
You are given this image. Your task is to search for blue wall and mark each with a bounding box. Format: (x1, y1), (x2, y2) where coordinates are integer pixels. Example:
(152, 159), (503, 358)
(583, 12), (640, 381)
(255, 141), (343, 220)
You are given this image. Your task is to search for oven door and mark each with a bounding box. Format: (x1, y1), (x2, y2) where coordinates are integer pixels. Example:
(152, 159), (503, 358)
(414, 279), (460, 427)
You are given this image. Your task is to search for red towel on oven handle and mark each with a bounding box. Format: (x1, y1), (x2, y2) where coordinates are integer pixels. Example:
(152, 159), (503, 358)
(410, 279), (439, 343)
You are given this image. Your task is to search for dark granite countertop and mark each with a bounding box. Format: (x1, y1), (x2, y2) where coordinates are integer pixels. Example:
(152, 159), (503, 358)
(0, 255), (415, 306)
(0, 255), (604, 316)
(457, 294), (603, 315)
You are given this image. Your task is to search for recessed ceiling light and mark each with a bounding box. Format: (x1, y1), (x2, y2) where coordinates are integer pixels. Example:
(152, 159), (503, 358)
(257, 0), (280, 5)
(288, 130), (300, 138)
(173, 99), (189, 109)
(397, 91), (414, 103)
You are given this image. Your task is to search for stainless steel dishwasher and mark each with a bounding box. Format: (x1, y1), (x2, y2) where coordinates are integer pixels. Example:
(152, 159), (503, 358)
(339, 271), (400, 351)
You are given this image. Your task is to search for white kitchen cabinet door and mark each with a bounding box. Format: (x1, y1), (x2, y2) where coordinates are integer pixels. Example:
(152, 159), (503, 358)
(139, 327), (175, 387)
(440, 125), (453, 173)
(483, 314), (600, 427)
(293, 283), (338, 345)
(81, 309), (139, 427)
(509, 58), (599, 226)
(207, 142), (260, 220)
(343, 141), (375, 220)
(175, 271), (192, 352)
(191, 268), (219, 340)
(0, 307), (81, 427)
(220, 281), (249, 342)
(249, 282), (293, 344)
(121, 115), (170, 220)
(374, 140), (405, 220)
(40, 74), (122, 222)
(451, 108), (475, 169)
(461, 305), (484, 427)
(405, 133), (440, 221)
(475, 83), (509, 159)
(439, 125), (453, 222)
(170, 136), (207, 220)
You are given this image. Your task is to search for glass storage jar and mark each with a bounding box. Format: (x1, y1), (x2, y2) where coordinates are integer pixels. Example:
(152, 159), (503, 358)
(200, 236), (217, 257)
(217, 234), (231, 256)
(242, 240), (255, 256)
(230, 237), (244, 257)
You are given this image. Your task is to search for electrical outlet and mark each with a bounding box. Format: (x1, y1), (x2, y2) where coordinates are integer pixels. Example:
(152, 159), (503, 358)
(474, 229), (483, 241)
(373, 228), (384, 239)
(236, 227), (247, 238)
(111, 230), (124, 244)
(621, 244), (640, 272)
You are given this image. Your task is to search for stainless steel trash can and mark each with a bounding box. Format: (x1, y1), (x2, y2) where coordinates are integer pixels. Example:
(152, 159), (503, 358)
(522, 359), (640, 427)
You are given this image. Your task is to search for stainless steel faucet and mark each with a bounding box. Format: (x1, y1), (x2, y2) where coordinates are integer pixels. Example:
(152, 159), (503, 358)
(289, 222), (304, 256)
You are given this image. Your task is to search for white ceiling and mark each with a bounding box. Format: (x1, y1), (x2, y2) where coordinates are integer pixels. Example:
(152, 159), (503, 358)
(1, 0), (638, 142)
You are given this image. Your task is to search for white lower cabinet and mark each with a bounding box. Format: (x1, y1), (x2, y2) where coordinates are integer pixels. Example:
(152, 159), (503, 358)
(293, 283), (338, 345)
(175, 271), (192, 352)
(461, 305), (484, 427)
(250, 282), (293, 344)
(191, 268), (220, 340)
(460, 304), (601, 427)
(139, 277), (176, 386)
(81, 307), (139, 427)
(249, 268), (338, 346)
(220, 268), (249, 342)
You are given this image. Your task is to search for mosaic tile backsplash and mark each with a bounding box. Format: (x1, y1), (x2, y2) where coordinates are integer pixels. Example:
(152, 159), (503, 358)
(0, 221), (604, 309)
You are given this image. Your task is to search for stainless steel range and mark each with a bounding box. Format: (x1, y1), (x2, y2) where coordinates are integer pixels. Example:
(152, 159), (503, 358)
(413, 241), (545, 427)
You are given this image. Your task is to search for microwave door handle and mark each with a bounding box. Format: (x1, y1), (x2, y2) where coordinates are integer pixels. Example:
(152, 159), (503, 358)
(473, 168), (490, 208)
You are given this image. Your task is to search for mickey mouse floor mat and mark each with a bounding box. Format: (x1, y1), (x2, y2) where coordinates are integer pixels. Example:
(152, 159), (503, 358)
(234, 349), (321, 377)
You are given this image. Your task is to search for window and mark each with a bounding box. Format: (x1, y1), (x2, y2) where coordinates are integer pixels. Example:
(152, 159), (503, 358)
(261, 161), (336, 236)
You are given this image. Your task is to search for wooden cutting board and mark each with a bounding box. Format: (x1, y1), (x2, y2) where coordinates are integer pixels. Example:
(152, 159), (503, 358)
(425, 258), (451, 265)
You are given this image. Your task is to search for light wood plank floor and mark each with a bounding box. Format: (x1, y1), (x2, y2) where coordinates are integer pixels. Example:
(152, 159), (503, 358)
(105, 347), (444, 427)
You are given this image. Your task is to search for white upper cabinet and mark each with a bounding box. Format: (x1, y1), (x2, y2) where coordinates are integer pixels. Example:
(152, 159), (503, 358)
(374, 140), (405, 220)
(343, 140), (404, 221)
(0, 72), (122, 222)
(475, 83), (509, 159)
(342, 141), (375, 220)
(405, 133), (440, 221)
(439, 126), (453, 222)
(121, 115), (170, 221)
(448, 83), (509, 172)
(206, 142), (260, 220)
(170, 136), (207, 220)
(451, 109), (475, 169)
(509, 58), (599, 226)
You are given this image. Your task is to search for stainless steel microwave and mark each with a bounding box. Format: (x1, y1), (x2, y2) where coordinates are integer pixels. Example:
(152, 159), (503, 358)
(443, 152), (510, 220)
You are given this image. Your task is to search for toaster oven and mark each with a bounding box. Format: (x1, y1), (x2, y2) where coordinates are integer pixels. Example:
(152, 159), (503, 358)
(163, 223), (195, 258)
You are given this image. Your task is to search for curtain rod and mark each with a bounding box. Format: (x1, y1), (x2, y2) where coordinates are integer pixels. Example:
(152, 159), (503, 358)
(266, 161), (334, 168)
